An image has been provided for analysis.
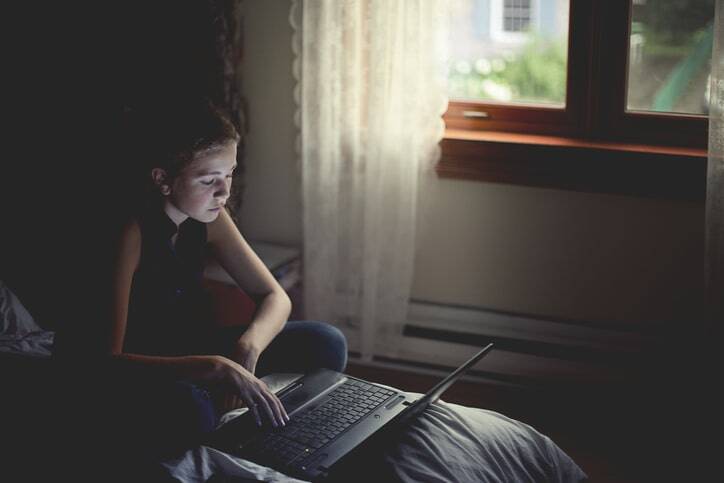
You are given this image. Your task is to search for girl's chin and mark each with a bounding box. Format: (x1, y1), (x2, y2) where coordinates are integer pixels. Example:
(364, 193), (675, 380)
(205, 210), (222, 221)
(188, 211), (220, 223)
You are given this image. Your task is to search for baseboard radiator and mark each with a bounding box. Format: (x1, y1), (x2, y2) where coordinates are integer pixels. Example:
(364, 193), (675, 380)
(347, 300), (654, 389)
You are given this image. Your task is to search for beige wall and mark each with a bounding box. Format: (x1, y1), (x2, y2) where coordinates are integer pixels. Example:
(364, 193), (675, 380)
(239, 0), (705, 330)
(239, 0), (302, 245)
(413, 176), (704, 329)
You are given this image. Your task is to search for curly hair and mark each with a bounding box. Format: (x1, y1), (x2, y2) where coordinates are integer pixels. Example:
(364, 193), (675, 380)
(127, 98), (239, 173)
(122, 98), (241, 205)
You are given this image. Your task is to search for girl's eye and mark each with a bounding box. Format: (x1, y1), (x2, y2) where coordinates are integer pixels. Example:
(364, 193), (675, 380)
(201, 179), (214, 186)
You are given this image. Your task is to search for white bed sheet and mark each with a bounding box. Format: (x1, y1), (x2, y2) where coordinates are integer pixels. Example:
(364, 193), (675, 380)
(0, 279), (54, 357)
(162, 374), (587, 483)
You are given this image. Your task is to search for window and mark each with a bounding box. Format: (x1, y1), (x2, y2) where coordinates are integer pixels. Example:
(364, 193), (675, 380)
(503, 0), (532, 33)
(449, 0), (567, 107)
(626, 0), (713, 116)
(602, 0), (714, 147)
(441, 0), (713, 199)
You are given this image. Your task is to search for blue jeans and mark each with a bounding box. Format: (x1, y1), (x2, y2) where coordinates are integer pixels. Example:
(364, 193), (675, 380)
(212, 319), (349, 376)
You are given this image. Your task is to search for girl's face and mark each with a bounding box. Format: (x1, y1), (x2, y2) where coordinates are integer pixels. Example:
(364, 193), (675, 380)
(161, 141), (238, 225)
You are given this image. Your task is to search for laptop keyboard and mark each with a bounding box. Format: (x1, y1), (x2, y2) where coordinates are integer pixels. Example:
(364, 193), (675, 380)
(244, 379), (397, 469)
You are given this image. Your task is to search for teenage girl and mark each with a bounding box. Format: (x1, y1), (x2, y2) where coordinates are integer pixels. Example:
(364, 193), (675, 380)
(95, 100), (346, 464)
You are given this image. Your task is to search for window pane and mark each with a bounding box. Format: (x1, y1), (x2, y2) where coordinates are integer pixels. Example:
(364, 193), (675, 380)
(626, 0), (715, 115)
(504, 0), (532, 32)
(448, 0), (570, 107)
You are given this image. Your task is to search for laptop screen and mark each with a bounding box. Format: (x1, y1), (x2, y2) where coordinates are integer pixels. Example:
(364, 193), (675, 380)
(394, 342), (494, 426)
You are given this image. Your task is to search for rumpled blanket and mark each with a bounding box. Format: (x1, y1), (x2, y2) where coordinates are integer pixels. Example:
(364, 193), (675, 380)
(0, 279), (54, 357)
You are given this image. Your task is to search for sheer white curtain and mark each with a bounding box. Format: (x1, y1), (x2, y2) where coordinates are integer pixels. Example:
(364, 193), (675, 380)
(290, 0), (448, 360)
(707, 0), (724, 330)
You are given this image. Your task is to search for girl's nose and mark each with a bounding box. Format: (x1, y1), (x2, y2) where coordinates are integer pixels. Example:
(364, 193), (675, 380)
(215, 180), (230, 197)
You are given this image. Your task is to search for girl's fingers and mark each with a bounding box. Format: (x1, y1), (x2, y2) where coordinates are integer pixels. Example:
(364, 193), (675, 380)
(242, 395), (262, 426)
(262, 390), (289, 426)
(250, 405), (262, 427)
(235, 376), (287, 427)
(253, 392), (279, 428)
(279, 395), (290, 422)
(265, 387), (289, 426)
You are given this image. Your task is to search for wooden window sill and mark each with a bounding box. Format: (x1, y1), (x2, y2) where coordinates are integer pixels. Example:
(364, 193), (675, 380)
(437, 129), (708, 201)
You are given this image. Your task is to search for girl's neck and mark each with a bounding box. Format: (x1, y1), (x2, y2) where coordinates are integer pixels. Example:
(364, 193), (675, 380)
(162, 200), (188, 228)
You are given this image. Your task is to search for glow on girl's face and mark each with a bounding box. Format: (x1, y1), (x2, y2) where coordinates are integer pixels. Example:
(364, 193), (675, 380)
(164, 141), (238, 225)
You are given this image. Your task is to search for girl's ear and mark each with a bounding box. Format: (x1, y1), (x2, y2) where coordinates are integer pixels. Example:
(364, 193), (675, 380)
(150, 168), (171, 195)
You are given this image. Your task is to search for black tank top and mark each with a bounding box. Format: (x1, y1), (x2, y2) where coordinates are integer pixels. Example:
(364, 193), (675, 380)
(123, 203), (213, 356)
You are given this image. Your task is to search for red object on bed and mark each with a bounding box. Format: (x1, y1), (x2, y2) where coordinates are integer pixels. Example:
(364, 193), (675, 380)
(202, 278), (257, 327)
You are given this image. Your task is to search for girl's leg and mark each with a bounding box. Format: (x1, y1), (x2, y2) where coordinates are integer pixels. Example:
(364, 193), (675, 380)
(136, 379), (218, 459)
(52, 364), (217, 481)
(255, 321), (348, 377)
(205, 320), (348, 375)
(91, 373), (218, 461)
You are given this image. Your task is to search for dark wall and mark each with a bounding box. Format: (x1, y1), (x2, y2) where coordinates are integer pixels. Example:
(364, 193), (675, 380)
(122, 1), (230, 110)
(2, 8), (243, 475)
(1, 1), (241, 333)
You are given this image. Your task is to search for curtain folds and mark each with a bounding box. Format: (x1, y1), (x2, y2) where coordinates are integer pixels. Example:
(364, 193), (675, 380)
(209, 0), (247, 222)
(706, 0), (724, 332)
(290, 0), (448, 359)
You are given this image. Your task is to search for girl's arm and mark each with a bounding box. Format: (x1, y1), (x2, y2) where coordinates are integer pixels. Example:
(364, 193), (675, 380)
(107, 218), (287, 426)
(206, 209), (292, 366)
(107, 219), (141, 355)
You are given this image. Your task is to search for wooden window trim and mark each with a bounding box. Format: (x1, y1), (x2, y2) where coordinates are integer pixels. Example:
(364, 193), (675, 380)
(445, 0), (592, 137)
(440, 0), (710, 200)
(438, 129), (707, 201)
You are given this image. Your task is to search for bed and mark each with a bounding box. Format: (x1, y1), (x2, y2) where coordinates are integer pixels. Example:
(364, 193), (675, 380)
(1, 279), (587, 482)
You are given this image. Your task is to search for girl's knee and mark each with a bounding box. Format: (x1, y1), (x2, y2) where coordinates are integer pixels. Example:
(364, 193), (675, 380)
(115, 380), (217, 461)
(297, 321), (348, 372)
(166, 381), (217, 437)
(316, 322), (347, 347)
(323, 324), (347, 363)
(316, 323), (348, 372)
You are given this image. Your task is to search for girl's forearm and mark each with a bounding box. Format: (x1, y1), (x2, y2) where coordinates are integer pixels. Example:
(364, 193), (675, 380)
(109, 352), (227, 385)
(237, 290), (291, 354)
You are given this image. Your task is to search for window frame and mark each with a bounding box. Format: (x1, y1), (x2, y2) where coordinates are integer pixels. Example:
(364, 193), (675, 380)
(445, 0), (592, 138)
(440, 0), (709, 200)
(501, 0), (535, 36)
(594, 0), (709, 148)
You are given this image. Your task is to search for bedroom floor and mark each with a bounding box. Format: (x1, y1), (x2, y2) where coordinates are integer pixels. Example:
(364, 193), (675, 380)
(345, 362), (686, 483)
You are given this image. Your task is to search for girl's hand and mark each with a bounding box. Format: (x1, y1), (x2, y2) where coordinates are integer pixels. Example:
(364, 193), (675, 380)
(215, 393), (244, 415)
(213, 356), (289, 428)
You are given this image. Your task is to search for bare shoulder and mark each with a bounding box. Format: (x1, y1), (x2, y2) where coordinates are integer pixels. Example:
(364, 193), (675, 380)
(118, 217), (142, 246)
(114, 217), (142, 270)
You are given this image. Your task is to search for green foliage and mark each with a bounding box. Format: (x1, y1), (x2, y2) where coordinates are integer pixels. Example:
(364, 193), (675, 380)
(637, 0), (715, 45)
(636, 0), (714, 56)
(494, 36), (567, 103)
(448, 34), (567, 104)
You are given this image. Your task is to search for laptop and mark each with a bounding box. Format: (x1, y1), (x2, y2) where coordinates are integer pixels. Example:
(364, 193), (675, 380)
(206, 343), (494, 481)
